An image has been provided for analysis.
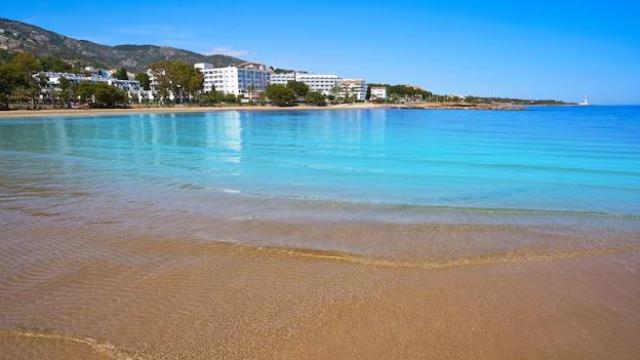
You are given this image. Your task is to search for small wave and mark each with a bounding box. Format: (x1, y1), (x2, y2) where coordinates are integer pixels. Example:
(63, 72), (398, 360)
(198, 188), (640, 220)
(221, 188), (241, 194)
(0, 329), (145, 360)
(233, 242), (640, 271)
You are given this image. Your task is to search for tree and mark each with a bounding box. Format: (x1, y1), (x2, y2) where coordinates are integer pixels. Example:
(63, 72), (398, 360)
(93, 83), (127, 108)
(58, 77), (73, 108)
(10, 86), (32, 107)
(387, 85), (432, 102)
(305, 91), (327, 106)
(330, 86), (341, 102)
(135, 72), (151, 90)
(40, 56), (73, 72)
(167, 61), (202, 103)
(74, 82), (95, 104)
(265, 84), (297, 107)
(286, 80), (309, 99)
(71, 82), (127, 108)
(114, 67), (129, 80)
(9, 52), (42, 109)
(224, 93), (237, 103)
(149, 60), (203, 104)
(0, 64), (22, 110)
(148, 61), (171, 105)
(184, 67), (204, 100)
(247, 84), (256, 103)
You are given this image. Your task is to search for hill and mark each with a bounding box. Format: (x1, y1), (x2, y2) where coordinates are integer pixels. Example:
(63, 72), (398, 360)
(0, 18), (244, 71)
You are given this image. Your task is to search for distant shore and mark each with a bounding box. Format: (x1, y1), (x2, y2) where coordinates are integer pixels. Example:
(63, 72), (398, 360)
(0, 102), (531, 119)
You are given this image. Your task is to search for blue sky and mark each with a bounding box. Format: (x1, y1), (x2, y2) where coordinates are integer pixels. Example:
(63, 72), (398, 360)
(3, 0), (639, 104)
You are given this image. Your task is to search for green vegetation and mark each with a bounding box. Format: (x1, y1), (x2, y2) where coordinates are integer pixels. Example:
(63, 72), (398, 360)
(265, 84), (297, 107)
(135, 72), (151, 90)
(0, 18), (245, 72)
(196, 91), (238, 106)
(366, 83), (569, 105)
(148, 60), (204, 105)
(0, 52), (42, 109)
(461, 96), (568, 105)
(114, 67), (129, 80)
(73, 82), (128, 108)
(286, 81), (310, 99)
(0, 50), (130, 110)
(305, 92), (327, 106)
(272, 68), (295, 74)
(39, 55), (73, 72)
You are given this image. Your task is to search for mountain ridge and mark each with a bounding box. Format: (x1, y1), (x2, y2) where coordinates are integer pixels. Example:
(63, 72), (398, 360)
(0, 17), (245, 71)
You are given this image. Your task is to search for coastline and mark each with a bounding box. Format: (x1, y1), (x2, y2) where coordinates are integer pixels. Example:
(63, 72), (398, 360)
(2, 218), (639, 359)
(1, 106), (639, 359)
(0, 102), (528, 119)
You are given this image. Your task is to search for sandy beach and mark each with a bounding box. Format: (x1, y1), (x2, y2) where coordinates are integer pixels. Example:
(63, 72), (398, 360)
(1, 106), (638, 359)
(1, 221), (638, 360)
(0, 102), (525, 119)
(1, 173), (639, 359)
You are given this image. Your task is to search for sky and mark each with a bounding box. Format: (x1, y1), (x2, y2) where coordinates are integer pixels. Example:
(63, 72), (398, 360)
(3, 0), (639, 104)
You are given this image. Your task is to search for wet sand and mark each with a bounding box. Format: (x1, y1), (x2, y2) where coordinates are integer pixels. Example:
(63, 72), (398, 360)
(1, 108), (638, 359)
(0, 102), (526, 119)
(1, 213), (640, 359)
(0, 104), (384, 119)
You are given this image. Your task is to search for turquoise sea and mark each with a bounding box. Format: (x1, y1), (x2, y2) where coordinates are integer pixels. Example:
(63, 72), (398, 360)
(1, 106), (640, 257)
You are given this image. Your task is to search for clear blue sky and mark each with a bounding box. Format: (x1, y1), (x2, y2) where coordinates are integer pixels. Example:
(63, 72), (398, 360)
(3, 0), (639, 104)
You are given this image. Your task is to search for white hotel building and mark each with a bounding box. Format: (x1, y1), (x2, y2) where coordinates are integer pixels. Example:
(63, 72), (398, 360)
(36, 71), (150, 102)
(270, 72), (341, 96)
(338, 79), (368, 101)
(369, 86), (387, 101)
(194, 63), (270, 96)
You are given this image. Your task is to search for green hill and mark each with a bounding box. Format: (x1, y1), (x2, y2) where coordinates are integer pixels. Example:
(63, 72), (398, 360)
(0, 18), (244, 71)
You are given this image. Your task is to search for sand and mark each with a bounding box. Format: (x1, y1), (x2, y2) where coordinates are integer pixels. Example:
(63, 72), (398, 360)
(0, 102), (525, 119)
(1, 205), (639, 359)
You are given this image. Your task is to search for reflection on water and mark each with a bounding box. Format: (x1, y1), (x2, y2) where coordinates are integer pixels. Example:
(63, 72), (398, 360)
(2, 107), (639, 215)
(1, 107), (640, 258)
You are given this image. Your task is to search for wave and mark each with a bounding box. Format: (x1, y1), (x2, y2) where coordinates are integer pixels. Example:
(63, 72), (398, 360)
(0, 329), (142, 360)
(191, 188), (640, 220)
(219, 240), (640, 271)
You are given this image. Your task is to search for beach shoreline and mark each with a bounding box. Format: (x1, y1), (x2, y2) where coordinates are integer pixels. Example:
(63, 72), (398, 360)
(0, 102), (529, 119)
(2, 218), (639, 359)
(2, 104), (637, 359)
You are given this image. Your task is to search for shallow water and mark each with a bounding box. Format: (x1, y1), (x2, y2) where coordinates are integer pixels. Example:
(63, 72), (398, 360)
(1, 107), (639, 359)
(2, 107), (639, 213)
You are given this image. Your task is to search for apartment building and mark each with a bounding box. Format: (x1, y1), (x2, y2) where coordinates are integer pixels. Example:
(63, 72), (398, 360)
(338, 79), (368, 101)
(269, 72), (340, 95)
(195, 62), (270, 96)
(36, 71), (149, 101)
(369, 86), (387, 100)
(269, 72), (296, 85)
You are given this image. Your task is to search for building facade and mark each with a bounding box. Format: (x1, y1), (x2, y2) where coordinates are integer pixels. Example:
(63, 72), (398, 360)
(269, 72), (341, 95)
(269, 72), (296, 85)
(36, 71), (149, 102)
(297, 73), (341, 95)
(195, 63), (270, 97)
(338, 79), (368, 101)
(369, 86), (387, 101)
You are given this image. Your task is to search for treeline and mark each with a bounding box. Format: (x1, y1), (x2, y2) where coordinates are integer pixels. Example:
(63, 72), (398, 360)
(265, 80), (372, 107)
(265, 81), (334, 107)
(0, 51), (43, 110)
(0, 50), (129, 110)
(64, 82), (128, 108)
(147, 60), (203, 105)
(462, 96), (568, 105)
(366, 83), (437, 103)
(147, 60), (248, 106)
(367, 82), (569, 105)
